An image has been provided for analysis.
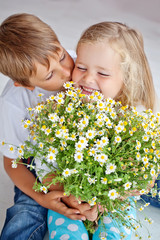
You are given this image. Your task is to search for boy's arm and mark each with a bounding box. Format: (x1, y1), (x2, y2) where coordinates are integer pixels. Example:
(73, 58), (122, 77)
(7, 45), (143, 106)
(4, 156), (84, 220)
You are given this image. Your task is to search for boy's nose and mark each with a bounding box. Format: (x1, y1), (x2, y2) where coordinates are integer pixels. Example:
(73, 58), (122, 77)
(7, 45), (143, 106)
(62, 66), (71, 78)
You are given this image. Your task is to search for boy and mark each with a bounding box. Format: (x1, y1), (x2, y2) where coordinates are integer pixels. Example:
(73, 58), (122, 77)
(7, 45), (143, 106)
(0, 13), (85, 240)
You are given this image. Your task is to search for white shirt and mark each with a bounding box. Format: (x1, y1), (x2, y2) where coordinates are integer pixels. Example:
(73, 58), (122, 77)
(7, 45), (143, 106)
(0, 79), (58, 159)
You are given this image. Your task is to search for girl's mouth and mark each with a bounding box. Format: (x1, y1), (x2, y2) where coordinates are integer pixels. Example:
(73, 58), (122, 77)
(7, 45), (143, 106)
(81, 85), (99, 95)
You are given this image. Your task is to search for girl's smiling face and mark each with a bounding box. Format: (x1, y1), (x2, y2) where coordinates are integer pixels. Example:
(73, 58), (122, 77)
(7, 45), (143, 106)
(72, 42), (124, 99)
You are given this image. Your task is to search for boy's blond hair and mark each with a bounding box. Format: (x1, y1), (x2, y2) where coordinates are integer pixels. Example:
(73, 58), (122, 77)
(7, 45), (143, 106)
(0, 13), (60, 86)
(77, 22), (155, 110)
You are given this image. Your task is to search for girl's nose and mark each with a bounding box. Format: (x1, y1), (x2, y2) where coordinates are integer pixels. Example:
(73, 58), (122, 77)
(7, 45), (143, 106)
(83, 73), (94, 84)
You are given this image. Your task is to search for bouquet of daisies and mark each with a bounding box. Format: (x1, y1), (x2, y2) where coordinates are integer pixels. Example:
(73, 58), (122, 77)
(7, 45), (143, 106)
(5, 82), (160, 237)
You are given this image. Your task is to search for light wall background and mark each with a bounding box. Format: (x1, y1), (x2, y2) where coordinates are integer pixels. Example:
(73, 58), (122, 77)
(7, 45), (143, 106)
(0, 0), (160, 239)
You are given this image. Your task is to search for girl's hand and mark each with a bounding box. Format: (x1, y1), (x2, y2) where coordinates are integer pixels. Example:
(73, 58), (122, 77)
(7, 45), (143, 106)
(62, 195), (98, 221)
(78, 203), (98, 221)
(38, 191), (86, 221)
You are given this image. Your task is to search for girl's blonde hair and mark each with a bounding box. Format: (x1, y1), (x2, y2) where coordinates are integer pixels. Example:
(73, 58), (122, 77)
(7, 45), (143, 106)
(77, 22), (155, 110)
(0, 13), (60, 86)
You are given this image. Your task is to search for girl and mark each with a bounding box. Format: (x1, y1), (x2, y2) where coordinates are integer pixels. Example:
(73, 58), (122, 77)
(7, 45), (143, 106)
(48, 22), (157, 240)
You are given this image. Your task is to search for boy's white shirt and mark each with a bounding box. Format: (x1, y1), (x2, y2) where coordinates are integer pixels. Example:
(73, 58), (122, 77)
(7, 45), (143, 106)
(0, 50), (76, 159)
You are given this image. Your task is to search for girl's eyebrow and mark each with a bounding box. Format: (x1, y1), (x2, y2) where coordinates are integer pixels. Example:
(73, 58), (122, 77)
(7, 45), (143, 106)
(96, 66), (111, 72)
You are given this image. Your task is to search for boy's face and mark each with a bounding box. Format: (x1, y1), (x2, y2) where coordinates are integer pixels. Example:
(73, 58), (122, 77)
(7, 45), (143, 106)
(72, 42), (123, 99)
(28, 46), (74, 91)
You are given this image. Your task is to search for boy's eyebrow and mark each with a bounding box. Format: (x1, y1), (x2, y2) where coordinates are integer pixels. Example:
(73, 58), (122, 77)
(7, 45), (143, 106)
(60, 48), (65, 58)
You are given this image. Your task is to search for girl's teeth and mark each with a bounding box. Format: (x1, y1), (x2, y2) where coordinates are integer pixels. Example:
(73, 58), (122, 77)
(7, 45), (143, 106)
(83, 86), (94, 92)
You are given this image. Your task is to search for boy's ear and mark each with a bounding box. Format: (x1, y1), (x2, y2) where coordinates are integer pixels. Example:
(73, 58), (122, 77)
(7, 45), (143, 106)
(14, 82), (35, 90)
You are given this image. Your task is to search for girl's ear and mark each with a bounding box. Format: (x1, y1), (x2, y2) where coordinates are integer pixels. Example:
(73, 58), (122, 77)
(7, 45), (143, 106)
(14, 82), (35, 90)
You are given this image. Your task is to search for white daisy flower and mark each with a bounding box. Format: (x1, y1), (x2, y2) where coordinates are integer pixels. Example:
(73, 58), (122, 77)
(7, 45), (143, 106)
(46, 153), (56, 163)
(97, 101), (105, 109)
(11, 160), (17, 168)
(108, 189), (118, 200)
(97, 130), (104, 136)
(100, 136), (109, 146)
(143, 148), (149, 153)
(66, 106), (73, 113)
(61, 140), (67, 147)
(101, 177), (108, 184)
(55, 130), (62, 138)
(48, 113), (59, 122)
(49, 95), (55, 101)
(63, 82), (73, 89)
(139, 206), (144, 211)
(87, 103), (94, 110)
(89, 148), (97, 156)
(105, 163), (117, 174)
(115, 124), (124, 133)
(9, 145), (15, 153)
(57, 92), (65, 99)
(38, 142), (43, 149)
(59, 116), (65, 124)
(56, 97), (64, 105)
(136, 152), (141, 161)
(87, 177), (97, 185)
(150, 168), (156, 176)
(78, 117), (89, 129)
(86, 130), (95, 139)
(114, 136), (122, 143)
(62, 168), (71, 177)
(149, 122), (155, 129)
(142, 135), (149, 142)
(151, 141), (156, 149)
(96, 154), (108, 164)
(70, 133), (76, 140)
(44, 128), (51, 136)
(140, 189), (146, 195)
(49, 147), (58, 155)
(37, 93), (44, 97)
(78, 137), (88, 148)
(34, 104), (44, 113)
(40, 186), (47, 194)
(142, 156), (149, 164)
(17, 147), (24, 156)
(144, 203), (150, 207)
(71, 169), (78, 174)
(74, 152), (83, 162)
(66, 90), (75, 96)
(143, 174), (148, 179)
(0, 140), (5, 146)
(88, 196), (97, 206)
(124, 182), (132, 190)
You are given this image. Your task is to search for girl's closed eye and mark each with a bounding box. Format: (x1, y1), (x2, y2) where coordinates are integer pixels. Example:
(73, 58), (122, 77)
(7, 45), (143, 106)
(46, 71), (53, 80)
(77, 66), (87, 71)
(98, 72), (110, 77)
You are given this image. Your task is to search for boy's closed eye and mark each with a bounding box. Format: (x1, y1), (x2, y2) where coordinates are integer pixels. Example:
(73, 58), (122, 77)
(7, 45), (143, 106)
(46, 71), (54, 80)
(60, 53), (65, 62)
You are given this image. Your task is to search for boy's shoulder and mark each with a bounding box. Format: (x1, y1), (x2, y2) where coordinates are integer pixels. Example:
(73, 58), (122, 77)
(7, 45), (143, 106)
(1, 79), (57, 110)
